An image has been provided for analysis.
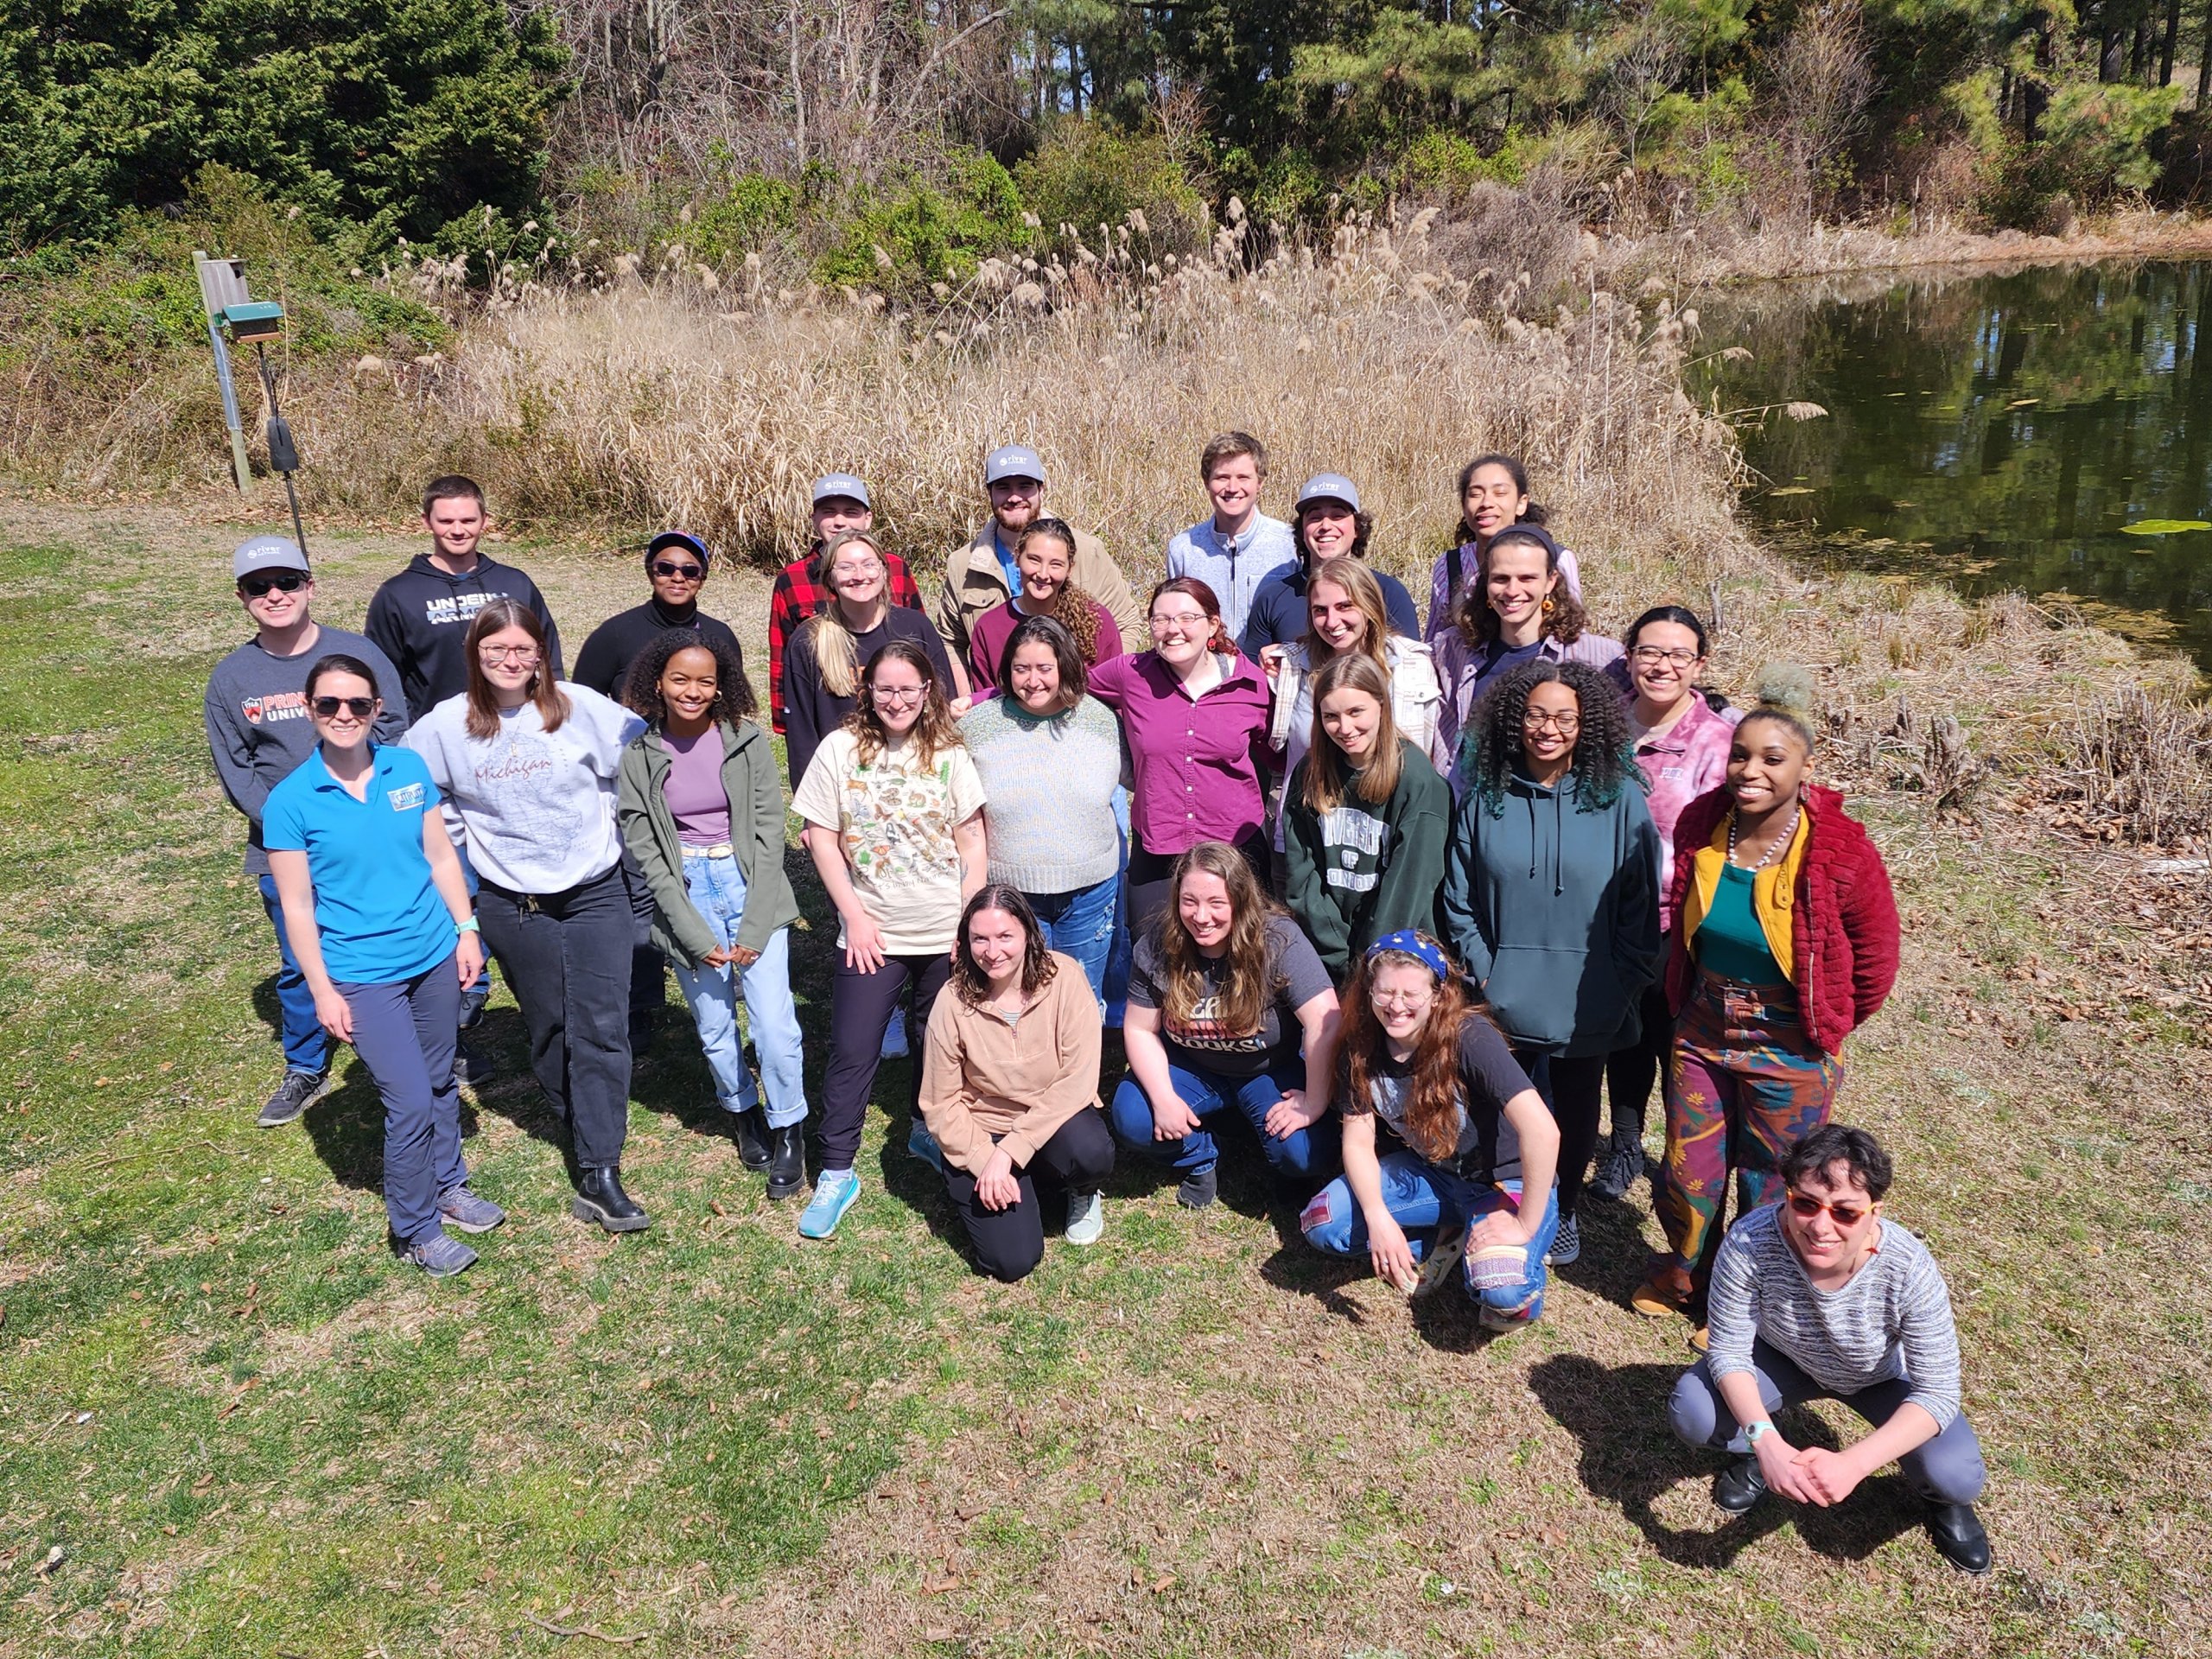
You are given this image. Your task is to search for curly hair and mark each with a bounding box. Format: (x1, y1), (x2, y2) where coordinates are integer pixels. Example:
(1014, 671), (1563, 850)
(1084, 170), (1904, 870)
(620, 629), (757, 728)
(1459, 658), (1643, 817)
(1015, 518), (1103, 664)
(1153, 841), (1285, 1038)
(1338, 937), (1492, 1166)
(1452, 527), (1589, 651)
(950, 885), (1060, 1006)
(845, 637), (963, 769)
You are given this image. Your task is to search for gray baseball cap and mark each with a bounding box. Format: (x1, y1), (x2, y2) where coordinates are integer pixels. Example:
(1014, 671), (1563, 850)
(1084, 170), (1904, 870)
(1295, 473), (1361, 512)
(811, 473), (872, 508)
(232, 535), (308, 580)
(983, 444), (1046, 486)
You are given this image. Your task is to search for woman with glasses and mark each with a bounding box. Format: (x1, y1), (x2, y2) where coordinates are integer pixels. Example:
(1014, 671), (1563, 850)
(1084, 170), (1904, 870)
(571, 531), (746, 698)
(1298, 931), (1561, 1332)
(1593, 607), (1740, 1202)
(1634, 667), (1898, 1336)
(791, 639), (989, 1240)
(1089, 577), (1274, 929)
(404, 600), (652, 1232)
(265, 653), (499, 1277)
(1440, 658), (1661, 1269)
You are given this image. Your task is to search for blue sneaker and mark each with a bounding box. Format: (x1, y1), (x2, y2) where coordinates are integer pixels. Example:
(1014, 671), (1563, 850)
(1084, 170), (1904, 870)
(880, 1008), (909, 1059)
(906, 1118), (945, 1173)
(798, 1168), (861, 1239)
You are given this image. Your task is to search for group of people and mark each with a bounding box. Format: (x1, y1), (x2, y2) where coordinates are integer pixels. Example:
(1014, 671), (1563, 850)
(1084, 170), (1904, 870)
(204, 440), (1991, 1574)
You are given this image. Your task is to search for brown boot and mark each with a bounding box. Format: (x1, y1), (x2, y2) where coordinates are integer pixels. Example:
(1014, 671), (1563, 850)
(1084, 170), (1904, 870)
(1630, 1256), (1694, 1319)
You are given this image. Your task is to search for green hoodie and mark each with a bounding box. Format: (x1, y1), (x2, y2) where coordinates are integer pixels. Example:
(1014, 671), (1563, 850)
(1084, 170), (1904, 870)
(1440, 766), (1661, 1057)
(1282, 741), (1452, 978)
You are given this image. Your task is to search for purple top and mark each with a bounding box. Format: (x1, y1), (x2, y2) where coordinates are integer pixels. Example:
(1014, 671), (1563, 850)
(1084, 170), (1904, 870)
(1423, 537), (1586, 649)
(1087, 650), (1274, 855)
(967, 597), (1126, 691)
(1435, 629), (1626, 782)
(1628, 693), (1740, 931)
(659, 727), (732, 847)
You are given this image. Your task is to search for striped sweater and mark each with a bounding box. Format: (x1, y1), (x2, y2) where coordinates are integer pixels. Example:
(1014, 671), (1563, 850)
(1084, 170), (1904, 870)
(1707, 1203), (1965, 1430)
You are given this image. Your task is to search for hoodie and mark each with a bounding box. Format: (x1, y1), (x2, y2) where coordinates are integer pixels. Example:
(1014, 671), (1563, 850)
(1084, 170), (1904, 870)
(1281, 741), (1452, 977)
(1440, 766), (1662, 1058)
(365, 552), (563, 718)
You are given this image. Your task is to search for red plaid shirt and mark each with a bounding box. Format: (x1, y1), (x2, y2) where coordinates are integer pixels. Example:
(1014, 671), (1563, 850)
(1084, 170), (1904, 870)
(766, 549), (928, 731)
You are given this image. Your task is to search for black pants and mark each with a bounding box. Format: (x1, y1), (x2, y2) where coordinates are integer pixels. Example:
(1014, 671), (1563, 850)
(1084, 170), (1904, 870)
(620, 849), (667, 1018)
(1520, 1047), (1608, 1224)
(1127, 834), (1271, 936)
(477, 864), (634, 1171)
(1605, 980), (1675, 1148)
(944, 1109), (1116, 1282)
(819, 950), (951, 1170)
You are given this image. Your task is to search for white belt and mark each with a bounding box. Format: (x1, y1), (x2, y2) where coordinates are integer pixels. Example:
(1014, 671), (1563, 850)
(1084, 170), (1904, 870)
(684, 842), (734, 859)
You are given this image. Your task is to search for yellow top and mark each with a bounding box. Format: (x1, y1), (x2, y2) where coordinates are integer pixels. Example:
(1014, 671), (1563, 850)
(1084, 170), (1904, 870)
(1681, 806), (1808, 976)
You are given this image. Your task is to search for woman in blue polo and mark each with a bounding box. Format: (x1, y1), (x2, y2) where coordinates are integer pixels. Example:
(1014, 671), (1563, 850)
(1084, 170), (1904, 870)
(264, 653), (505, 1278)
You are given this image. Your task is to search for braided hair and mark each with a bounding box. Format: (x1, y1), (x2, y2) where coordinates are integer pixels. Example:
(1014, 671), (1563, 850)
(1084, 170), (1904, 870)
(1459, 658), (1642, 817)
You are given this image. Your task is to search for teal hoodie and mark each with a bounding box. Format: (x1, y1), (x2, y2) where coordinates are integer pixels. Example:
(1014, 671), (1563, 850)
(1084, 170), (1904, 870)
(1440, 767), (1661, 1057)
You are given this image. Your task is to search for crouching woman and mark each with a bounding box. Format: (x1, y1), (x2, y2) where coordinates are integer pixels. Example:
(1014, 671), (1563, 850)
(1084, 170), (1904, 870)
(1299, 931), (1560, 1332)
(918, 887), (1117, 1280)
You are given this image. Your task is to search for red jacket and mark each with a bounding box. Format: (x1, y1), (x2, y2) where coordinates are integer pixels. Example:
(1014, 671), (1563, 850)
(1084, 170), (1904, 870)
(1663, 784), (1899, 1054)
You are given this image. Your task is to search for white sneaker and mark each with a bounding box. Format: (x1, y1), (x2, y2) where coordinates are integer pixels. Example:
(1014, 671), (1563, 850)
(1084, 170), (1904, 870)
(1414, 1226), (1468, 1298)
(1065, 1189), (1104, 1247)
(880, 1008), (909, 1059)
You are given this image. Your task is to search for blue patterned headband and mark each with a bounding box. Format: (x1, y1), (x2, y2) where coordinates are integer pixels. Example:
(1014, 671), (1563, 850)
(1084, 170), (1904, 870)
(1364, 931), (1451, 982)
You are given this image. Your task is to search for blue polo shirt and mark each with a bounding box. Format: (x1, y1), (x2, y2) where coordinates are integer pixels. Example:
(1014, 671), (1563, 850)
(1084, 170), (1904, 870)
(263, 745), (455, 985)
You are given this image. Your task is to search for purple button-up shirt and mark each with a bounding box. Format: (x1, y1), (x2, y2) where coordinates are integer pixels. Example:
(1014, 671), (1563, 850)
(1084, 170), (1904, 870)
(1089, 650), (1274, 855)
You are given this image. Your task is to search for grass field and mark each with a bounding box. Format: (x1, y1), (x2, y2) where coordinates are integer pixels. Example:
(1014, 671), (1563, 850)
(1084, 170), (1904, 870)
(1, 501), (2208, 1657)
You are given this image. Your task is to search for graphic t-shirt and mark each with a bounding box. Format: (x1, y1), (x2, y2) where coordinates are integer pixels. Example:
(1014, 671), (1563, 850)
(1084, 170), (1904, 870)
(1127, 913), (1333, 1078)
(791, 729), (987, 955)
(1351, 1013), (1533, 1183)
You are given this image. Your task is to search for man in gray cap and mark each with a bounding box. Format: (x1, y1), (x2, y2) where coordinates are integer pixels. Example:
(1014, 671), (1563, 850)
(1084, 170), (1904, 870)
(936, 444), (1141, 691)
(765, 474), (927, 734)
(203, 535), (408, 1128)
(1239, 473), (1421, 658)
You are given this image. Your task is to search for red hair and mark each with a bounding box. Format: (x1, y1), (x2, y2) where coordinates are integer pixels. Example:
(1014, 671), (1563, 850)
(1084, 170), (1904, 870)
(1147, 575), (1236, 656)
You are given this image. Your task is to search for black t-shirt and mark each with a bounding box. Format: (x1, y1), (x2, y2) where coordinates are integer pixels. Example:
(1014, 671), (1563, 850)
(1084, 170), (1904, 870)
(1128, 913), (1334, 1077)
(1350, 1012), (1532, 1183)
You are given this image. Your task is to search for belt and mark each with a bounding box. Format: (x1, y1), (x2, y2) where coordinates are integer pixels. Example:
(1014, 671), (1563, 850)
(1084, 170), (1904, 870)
(683, 842), (734, 859)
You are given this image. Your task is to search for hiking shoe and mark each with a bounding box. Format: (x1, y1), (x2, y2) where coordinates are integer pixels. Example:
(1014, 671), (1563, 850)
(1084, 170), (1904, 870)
(1176, 1163), (1218, 1211)
(1631, 1259), (1694, 1319)
(906, 1118), (945, 1173)
(1927, 1503), (1993, 1575)
(731, 1108), (772, 1172)
(766, 1122), (805, 1200)
(880, 1008), (909, 1059)
(1591, 1135), (1647, 1200)
(404, 1233), (478, 1279)
(1688, 1324), (1711, 1355)
(458, 982), (489, 1032)
(798, 1168), (861, 1239)
(1547, 1214), (1581, 1266)
(257, 1070), (332, 1128)
(452, 1040), (494, 1088)
(1713, 1455), (1767, 1515)
(437, 1185), (506, 1234)
(1065, 1189), (1104, 1246)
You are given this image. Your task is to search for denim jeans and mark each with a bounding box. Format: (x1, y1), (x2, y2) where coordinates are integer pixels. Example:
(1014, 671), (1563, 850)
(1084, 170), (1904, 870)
(671, 850), (806, 1128)
(258, 874), (330, 1077)
(1027, 872), (1117, 1012)
(1108, 1055), (1338, 1180)
(1300, 1153), (1560, 1322)
(1103, 785), (1132, 1027)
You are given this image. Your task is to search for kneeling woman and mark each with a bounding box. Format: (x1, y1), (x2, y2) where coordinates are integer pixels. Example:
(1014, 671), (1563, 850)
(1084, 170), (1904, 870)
(918, 887), (1117, 1279)
(266, 655), (502, 1278)
(1300, 933), (1560, 1330)
(1109, 841), (1342, 1210)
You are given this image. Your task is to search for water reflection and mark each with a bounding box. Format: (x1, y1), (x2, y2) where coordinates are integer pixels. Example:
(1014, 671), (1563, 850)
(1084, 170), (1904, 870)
(1698, 259), (2212, 675)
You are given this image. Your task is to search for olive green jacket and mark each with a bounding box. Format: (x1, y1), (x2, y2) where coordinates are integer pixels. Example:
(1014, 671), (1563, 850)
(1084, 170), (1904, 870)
(616, 719), (799, 968)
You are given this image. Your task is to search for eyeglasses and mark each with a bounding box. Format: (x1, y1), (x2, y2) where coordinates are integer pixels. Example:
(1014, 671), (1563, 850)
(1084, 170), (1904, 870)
(650, 560), (705, 580)
(1630, 646), (1700, 668)
(1150, 612), (1211, 631)
(1522, 711), (1581, 733)
(478, 645), (541, 664)
(830, 563), (882, 582)
(1785, 1189), (1876, 1228)
(312, 696), (376, 719)
(1370, 989), (1434, 1010)
(241, 573), (308, 597)
(871, 684), (926, 705)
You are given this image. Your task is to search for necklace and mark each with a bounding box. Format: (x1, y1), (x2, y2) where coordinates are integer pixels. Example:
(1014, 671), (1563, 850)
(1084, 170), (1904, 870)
(1728, 803), (1801, 871)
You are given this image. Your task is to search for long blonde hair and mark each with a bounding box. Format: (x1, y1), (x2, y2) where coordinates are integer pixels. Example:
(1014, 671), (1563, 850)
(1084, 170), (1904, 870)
(1300, 652), (1406, 813)
(1300, 556), (1393, 670)
(799, 529), (889, 698)
(1154, 842), (1284, 1038)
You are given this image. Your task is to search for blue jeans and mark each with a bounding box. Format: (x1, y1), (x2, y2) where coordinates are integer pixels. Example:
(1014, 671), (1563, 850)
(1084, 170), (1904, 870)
(335, 956), (465, 1247)
(671, 851), (806, 1128)
(258, 874), (329, 1076)
(1103, 786), (1132, 1026)
(1027, 873), (1117, 1011)
(1300, 1152), (1560, 1322)
(1108, 1056), (1337, 1179)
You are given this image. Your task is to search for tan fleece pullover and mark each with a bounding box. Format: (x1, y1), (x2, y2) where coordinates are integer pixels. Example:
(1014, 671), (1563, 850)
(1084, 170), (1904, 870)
(918, 954), (1103, 1173)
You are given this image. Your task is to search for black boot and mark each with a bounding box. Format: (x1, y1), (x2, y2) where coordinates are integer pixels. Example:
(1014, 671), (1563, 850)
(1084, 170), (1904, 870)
(766, 1122), (805, 1201)
(730, 1109), (772, 1172)
(1713, 1455), (1768, 1515)
(572, 1166), (651, 1233)
(1926, 1502), (1992, 1574)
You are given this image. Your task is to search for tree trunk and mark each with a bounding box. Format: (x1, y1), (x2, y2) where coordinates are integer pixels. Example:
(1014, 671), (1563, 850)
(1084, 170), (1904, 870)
(2103, 22), (2124, 81)
(2202, 0), (2212, 100)
(2133, 11), (2148, 80)
(2162, 0), (2181, 83)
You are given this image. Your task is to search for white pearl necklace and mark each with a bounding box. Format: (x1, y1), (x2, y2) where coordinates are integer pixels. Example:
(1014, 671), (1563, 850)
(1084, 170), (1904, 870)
(1728, 804), (1801, 871)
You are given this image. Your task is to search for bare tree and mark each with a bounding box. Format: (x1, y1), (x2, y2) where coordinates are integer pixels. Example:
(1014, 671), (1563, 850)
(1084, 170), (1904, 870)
(1605, 20), (1682, 170)
(1768, 0), (1876, 224)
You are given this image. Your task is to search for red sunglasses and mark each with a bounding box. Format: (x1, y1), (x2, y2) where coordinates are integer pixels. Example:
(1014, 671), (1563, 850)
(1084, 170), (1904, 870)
(1785, 1189), (1877, 1228)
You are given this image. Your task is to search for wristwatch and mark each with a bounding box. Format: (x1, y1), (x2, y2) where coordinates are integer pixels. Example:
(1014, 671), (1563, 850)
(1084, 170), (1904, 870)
(1744, 1420), (1775, 1446)
(456, 916), (480, 935)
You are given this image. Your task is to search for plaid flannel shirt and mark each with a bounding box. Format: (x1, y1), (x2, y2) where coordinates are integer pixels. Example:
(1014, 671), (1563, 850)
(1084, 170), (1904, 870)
(766, 549), (926, 731)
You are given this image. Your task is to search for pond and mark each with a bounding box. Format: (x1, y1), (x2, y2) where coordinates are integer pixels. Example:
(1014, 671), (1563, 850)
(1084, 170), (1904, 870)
(1699, 257), (2212, 677)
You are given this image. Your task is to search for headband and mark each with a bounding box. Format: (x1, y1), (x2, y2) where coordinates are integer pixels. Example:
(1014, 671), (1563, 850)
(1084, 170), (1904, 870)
(1364, 931), (1451, 982)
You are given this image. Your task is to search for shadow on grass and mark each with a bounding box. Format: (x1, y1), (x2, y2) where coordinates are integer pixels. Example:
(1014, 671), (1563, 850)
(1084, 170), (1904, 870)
(1527, 1353), (1926, 1567)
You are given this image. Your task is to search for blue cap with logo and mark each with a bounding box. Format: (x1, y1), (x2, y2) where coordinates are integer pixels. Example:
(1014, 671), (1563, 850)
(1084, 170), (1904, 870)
(983, 444), (1046, 487)
(811, 473), (872, 509)
(232, 534), (308, 580)
(1295, 473), (1361, 512)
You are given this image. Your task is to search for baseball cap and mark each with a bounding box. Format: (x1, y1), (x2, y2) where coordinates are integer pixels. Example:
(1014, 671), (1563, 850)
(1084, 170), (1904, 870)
(646, 531), (709, 567)
(232, 535), (308, 580)
(811, 474), (872, 509)
(1296, 474), (1361, 512)
(983, 444), (1046, 487)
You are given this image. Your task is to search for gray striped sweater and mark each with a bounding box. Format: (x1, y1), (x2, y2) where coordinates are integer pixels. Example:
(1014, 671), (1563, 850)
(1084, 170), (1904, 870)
(1707, 1204), (1965, 1429)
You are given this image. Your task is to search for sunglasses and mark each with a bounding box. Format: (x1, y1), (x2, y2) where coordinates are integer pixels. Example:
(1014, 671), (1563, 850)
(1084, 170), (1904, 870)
(241, 572), (308, 597)
(651, 560), (705, 580)
(1785, 1189), (1876, 1228)
(312, 696), (376, 719)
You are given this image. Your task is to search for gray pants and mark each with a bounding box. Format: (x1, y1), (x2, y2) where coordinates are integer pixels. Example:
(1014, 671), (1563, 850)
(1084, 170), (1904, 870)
(337, 957), (466, 1246)
(1669, 1339), (1987, 1505)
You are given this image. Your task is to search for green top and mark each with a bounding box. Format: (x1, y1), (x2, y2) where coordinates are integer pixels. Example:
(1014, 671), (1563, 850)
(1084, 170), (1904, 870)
(1694, 862), (1787, 986)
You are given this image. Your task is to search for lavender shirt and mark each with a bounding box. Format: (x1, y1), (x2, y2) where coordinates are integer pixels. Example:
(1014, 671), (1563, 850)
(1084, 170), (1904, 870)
(659, 727), (732, 848)
(1088, 650), (1274, 855)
